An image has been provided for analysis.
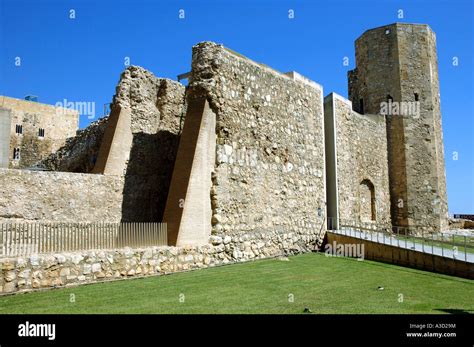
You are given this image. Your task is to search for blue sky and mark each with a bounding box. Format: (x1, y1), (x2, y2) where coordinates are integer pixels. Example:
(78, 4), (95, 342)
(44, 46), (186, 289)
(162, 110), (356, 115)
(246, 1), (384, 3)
(1, 0), (473, 213)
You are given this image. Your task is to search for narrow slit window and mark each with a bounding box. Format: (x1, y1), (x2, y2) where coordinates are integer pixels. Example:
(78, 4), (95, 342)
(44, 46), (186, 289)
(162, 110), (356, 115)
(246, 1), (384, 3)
(414, 93), (419, 101)
(13, 148), (20, 160)
(359, 98), (364, 114)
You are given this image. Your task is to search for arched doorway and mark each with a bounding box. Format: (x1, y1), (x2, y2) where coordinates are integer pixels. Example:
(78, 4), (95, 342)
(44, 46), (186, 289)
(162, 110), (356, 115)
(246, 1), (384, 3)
(360, 179), (376, 222)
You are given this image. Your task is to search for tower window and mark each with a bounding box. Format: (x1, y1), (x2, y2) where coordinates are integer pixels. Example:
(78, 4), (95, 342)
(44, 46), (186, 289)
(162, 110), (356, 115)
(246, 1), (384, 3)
(359, 99), (364, 114)
(360, 179), (376, 221)
(13, 148), (20, 160)
(387, 95), (393, 102)
(15, 124), (23, 134)
(38, 128), (45, 137)
(414, 93), (419, 101)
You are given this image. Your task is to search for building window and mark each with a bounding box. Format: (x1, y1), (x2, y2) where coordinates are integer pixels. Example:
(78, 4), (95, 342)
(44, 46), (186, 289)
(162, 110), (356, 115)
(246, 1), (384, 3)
(13, 148), (20, 160)
(414, 93), (419, 101)
(15, 124), (23, 135)
(359, 99), (364, 114)
(387, 95), (393, 102)
(38, 128), (45, 137)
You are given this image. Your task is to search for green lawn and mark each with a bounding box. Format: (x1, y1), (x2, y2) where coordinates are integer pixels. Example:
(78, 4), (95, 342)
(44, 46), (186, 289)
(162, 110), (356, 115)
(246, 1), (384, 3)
(0, 253), (472, 314)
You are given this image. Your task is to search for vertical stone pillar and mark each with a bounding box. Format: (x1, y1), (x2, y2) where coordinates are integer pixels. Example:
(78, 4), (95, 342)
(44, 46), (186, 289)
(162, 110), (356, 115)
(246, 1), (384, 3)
(92, 105), (133, 176)
(162, 97), (216, 246)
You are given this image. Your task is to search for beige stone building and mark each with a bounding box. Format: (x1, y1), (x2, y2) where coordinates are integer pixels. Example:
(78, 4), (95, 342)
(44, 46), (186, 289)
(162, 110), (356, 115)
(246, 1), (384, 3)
(0, 96), (79, 169)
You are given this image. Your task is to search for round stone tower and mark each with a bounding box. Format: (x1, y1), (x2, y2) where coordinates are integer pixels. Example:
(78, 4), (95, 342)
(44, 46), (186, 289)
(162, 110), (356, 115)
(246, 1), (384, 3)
(348, 23), (448, 232)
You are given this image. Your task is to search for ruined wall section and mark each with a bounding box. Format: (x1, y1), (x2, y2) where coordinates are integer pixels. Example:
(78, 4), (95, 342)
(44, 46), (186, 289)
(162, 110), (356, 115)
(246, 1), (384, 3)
(113, 67), (184, 135)
(188, 42), (326, 239)
(40, 116), (109, 173)
(326, 93), (391, 227)
(0, 67), (186, 224)
(39, 67), (186, 177)
(98, 66), (186, 222)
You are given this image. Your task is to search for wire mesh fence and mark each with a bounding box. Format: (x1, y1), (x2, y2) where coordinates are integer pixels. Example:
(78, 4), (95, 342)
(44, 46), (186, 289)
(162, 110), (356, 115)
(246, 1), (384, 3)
(0, 222), (167, 258)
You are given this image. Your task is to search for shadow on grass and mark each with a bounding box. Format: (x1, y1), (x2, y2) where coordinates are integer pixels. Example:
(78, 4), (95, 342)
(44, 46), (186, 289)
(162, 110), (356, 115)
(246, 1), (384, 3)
(434, 308), (473, 314)
(319, 253), (473, 284)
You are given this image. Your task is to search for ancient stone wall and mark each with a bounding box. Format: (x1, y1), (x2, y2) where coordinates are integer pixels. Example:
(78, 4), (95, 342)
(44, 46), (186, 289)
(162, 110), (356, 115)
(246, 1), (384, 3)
(164, 42), (327, 245)
(0, 169), (124, 222)
(113, 66), (185, 135)
(0, 96), (79, 169)
(0, 227), (318, 294)
(324, 93), (391, 227)
(94, 66), (186, 222)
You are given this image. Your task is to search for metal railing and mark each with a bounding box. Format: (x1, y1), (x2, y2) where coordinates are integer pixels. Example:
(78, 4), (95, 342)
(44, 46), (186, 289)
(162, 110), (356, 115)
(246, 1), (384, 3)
(0, 222), (168, 258)
(327, 217), (473, 262)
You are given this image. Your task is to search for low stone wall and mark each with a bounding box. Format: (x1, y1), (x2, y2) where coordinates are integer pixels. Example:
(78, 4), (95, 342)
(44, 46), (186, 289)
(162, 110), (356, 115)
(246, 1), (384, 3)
(0, 228), (320, 294)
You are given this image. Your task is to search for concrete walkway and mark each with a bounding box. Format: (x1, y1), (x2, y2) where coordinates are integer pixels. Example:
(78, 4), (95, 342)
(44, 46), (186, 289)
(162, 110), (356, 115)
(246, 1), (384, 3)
(332, 228), (474, 264)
